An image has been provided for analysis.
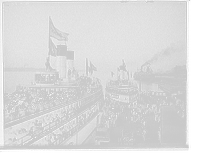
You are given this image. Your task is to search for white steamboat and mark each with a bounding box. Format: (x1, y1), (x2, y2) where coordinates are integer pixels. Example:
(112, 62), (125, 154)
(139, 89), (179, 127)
(105, 60), (138, 106)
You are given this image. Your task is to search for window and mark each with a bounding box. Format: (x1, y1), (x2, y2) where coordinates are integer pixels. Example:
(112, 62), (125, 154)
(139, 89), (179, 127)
(46, 74), (49, 81)
(37, 74), (41, 81)
(41, 74), (45, 81)
(112, 95), (119, 98)
(50, 75), (54, 82)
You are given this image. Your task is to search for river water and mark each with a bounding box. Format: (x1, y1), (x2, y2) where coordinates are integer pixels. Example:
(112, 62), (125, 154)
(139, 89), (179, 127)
(3, 71), (163, 94)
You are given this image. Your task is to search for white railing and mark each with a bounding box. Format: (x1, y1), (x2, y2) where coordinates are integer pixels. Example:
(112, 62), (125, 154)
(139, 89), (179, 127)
(6, 93), (102, 146)
(50, 109), (98, 146)
(4, 87), (102, 125)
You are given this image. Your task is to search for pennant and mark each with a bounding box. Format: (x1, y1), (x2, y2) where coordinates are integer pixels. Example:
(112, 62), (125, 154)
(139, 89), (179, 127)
(122, 60), (126, 71)
(122, 59), (125, 66)
(49, 38), (57, 56)
(90, 61), (97, 71)
(88, 63), (92, 75)
(49, 17), (69, 41)
(118, 59), (127, 71)
(89, 61), (97, 75)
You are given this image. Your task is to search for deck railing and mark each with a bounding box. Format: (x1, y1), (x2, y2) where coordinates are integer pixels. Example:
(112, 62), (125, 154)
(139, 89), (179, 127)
(4, 96), (77, 124)
(4, 87), (101, 124)
(50, 109), (98, 146)
(8, 93), (102, 146)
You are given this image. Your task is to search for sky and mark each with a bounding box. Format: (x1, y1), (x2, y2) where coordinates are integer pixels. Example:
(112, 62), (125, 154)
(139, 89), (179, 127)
(3, 1), (187, 76)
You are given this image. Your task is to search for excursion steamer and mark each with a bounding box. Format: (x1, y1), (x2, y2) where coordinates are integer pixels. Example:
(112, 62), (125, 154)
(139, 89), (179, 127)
(105, 61), (139, 111)
(4, 18), (104, 147)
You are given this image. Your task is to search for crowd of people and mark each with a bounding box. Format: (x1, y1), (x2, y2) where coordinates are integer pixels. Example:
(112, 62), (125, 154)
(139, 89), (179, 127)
(4, 89), (80, 124)
(175, 99), (186, 118)
(4, 75), (103, 146)
(102, 91), (166, 141)
(99, 109), (116, 129)
(5, 94), (78, 146)
(43, 105), (100, 146)
(4, 89), (99, 145)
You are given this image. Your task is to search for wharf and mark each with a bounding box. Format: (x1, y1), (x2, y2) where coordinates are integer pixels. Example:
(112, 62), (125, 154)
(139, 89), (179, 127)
(162, 106), (187, 147)
(158, 84), (186, 94)
(81, 108), (159, 148)
(80, 106), (188, 149)
(107, 109), (159, 148)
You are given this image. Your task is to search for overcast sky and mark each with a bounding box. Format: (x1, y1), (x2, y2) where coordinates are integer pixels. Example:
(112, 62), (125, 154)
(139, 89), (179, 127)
(3, 1), (187, 75)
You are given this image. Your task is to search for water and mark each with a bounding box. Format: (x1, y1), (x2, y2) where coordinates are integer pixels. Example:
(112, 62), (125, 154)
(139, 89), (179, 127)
(3, 71), (164, 94)
(4, 71), (35, 93)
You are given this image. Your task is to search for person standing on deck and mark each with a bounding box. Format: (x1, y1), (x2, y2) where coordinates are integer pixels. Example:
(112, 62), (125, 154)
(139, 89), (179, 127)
(131, 115), (133, 124)
(125, 113), (127, 121)
(143, 119), (146, 127)
(135, 112), (140, 123)
(136, 124), (140, 136)
(142, 127), (147, 141)
(113, 117), (116, 127)
(158, 127), (161, 141)
(132, 109), (136, 120)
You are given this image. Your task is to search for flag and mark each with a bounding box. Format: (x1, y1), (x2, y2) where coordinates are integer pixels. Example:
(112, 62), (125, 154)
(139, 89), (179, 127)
(122, 60), (126, 71)
(90, 61), (97, 71)
(122, 59), (125, 66)
(88, 65), (92, 75)
(89, 61), (97, 75)
(49, 17), (69, 41)
(118, 59), (127, 71)
(86, 58), (89, 76)
(49, 38), (57, 56)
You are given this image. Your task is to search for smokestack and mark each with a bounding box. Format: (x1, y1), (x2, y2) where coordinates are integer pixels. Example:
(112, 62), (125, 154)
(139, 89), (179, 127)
(56, 45), (68, 79)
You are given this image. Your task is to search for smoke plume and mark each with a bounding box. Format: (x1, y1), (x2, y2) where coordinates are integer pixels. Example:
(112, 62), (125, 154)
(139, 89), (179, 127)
(143, 41), (187, 73)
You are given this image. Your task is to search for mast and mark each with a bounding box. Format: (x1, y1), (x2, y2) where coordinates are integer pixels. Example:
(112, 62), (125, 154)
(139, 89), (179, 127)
(48, 16), (50, 57)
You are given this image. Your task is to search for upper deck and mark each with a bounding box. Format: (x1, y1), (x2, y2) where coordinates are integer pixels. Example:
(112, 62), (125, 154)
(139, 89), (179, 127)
(4, 83), (102, 129)
(5, 86), (103, 146)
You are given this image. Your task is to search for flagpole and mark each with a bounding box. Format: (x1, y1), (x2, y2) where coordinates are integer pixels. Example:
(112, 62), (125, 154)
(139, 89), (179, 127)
(86, 58), (88, 76)
(48, 16), (51, 62)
